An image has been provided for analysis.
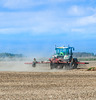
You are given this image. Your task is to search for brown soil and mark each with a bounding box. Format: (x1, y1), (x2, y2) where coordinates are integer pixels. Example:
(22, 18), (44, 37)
(0, 71), (96, 100)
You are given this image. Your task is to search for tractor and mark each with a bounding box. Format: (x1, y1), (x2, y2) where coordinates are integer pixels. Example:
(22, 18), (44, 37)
(49, 46), (88, 69)
(25, 45), (89, 69)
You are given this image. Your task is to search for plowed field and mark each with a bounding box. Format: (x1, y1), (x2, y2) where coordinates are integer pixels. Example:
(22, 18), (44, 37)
(0, 70), (96, 100)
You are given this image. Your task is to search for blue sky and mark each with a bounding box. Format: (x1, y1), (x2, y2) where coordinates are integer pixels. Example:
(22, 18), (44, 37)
(0, 0), (96, 57)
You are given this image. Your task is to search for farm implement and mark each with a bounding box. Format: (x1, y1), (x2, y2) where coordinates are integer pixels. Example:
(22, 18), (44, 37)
(25, 46), (89, 69)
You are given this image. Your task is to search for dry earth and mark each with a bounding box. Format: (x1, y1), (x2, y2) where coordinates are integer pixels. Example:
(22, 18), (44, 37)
(0, 61), (96, 100)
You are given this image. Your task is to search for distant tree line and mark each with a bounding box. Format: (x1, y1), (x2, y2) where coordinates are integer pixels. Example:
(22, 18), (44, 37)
(0, 52), (95, 58)
(0, 53), (23, 58)
(73, 52), (96, 57)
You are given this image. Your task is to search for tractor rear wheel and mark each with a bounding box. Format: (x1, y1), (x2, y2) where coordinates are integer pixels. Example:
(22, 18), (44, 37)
(73, 58), (78, 69)
(69, 58), (78, 69)
(70, 62), (78, 69)
(73, 63), (78, 69)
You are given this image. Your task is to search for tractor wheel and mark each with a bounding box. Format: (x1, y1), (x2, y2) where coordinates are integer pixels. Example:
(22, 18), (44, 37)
(69, 58), (78, 69)
(69, 62), (74, 69)
(69, 62), (78, 69)
(73, 58), (78, 69)
(73, 63), (78, 69)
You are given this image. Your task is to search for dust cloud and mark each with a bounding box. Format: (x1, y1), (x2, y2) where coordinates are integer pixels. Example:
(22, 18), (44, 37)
(0, 57), (95, 72)
(0, 61), (67, 72)
(0, 57), (61, 72)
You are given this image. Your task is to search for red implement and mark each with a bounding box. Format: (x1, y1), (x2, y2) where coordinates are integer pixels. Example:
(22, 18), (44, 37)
(24, 61), (50, 64)
(25, 61), (89, 64)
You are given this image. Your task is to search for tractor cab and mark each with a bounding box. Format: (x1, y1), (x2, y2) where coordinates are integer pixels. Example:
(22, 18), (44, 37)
(55, 46), (74, 60)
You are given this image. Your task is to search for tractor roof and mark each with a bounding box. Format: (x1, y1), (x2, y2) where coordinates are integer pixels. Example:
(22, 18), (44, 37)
(56, 47), (68, 49)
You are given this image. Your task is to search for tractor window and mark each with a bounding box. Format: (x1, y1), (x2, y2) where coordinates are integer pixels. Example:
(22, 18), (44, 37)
(56, 48), (69, 55)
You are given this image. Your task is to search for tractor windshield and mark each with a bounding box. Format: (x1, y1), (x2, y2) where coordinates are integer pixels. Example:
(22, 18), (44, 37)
(55, 48), (69, 55)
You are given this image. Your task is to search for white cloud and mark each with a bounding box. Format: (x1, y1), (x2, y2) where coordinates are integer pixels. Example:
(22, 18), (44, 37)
(1, 0), (44, 9)
(77, 14), (96, 25)
(68, 6), (85, 16)
(0, 28), (29, 34)
(1, 0), (85, 9)
(0, 11), (71, 34)
(0, 1), (96, 35)
(0, 10), (96, 35)
(71, 28), (85, 32)
(67, 5), (96, 17)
